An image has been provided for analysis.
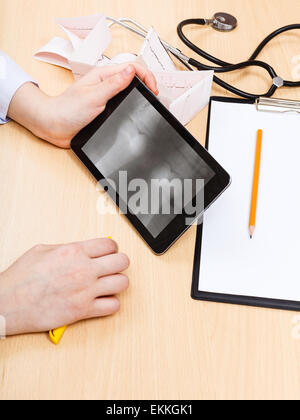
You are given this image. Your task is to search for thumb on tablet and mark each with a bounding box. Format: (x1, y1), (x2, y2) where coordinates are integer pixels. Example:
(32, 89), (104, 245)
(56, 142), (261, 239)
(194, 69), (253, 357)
(97, 65), (135, 105)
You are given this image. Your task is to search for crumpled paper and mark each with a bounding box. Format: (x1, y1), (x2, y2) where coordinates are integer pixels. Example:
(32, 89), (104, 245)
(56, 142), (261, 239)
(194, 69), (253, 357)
(34, 14), (214, 126)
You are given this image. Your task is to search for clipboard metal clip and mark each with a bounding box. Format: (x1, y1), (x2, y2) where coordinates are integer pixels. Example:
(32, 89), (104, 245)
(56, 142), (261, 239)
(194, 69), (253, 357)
(256, 97), (300, 114)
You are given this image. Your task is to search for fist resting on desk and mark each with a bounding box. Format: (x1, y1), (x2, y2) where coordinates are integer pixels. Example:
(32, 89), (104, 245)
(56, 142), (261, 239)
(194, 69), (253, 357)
(0, 238), (130, 336)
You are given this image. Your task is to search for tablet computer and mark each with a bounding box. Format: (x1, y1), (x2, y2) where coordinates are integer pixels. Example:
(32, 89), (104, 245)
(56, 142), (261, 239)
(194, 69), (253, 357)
(71, 77), (230, 254)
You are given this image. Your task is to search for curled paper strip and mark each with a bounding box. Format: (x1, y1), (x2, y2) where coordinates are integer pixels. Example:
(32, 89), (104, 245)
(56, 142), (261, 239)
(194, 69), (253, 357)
(34, 14), (214, 125)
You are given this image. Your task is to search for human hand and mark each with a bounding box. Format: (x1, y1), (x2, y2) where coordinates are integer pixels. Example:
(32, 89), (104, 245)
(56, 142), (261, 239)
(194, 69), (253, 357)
(0, 238), (129, 336)
(8, 63), (158, 149)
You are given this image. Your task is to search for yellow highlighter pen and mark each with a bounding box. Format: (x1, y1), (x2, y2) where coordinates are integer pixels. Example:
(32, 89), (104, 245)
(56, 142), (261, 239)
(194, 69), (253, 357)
(49, 237), (113, 345)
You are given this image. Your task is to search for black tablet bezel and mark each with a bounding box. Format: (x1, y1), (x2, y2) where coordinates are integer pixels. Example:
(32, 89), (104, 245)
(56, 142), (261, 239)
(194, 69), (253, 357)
(71, 78), (231, 254)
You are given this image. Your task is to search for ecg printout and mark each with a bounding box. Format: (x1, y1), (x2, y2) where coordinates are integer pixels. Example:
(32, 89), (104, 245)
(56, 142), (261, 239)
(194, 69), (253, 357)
(34, 14), (213, 126)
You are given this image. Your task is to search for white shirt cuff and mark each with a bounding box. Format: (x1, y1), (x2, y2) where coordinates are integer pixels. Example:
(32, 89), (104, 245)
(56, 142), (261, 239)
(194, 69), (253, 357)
(0, 51), (37, 124)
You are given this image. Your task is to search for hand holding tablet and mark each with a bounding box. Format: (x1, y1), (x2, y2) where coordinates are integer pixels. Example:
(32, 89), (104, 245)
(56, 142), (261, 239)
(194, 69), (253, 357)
(72, 77), (230, 254)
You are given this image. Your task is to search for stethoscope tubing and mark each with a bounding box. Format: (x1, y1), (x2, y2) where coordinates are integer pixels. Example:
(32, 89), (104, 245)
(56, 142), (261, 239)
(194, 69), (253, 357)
(105, 16), (300, 100)
(177, 19), (300, 99)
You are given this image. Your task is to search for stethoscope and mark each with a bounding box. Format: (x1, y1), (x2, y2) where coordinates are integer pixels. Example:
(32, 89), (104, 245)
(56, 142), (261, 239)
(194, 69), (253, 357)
(106, 13), (300, 100)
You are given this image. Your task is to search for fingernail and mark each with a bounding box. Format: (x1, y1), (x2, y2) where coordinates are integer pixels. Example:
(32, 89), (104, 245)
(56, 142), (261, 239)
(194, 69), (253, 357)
(123, 65), (134, 77)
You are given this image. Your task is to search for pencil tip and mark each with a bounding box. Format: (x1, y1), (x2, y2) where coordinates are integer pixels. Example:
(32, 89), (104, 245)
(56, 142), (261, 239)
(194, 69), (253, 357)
(250, 236), (253, 239)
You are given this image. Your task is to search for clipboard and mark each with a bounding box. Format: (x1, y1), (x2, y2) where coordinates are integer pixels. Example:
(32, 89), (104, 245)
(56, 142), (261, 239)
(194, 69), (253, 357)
(192, 96), (300, 312)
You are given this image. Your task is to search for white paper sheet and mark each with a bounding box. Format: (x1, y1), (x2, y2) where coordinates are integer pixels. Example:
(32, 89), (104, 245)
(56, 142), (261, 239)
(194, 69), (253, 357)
(199, 101), (300, 302)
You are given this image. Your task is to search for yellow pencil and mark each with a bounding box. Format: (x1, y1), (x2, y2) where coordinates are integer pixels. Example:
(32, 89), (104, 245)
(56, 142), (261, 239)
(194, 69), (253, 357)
(249, 129), (263, 239)
(49, 326), (67, 345)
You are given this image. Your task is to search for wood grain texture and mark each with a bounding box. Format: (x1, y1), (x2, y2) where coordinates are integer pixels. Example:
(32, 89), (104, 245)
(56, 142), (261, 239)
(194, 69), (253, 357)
(1, 0), (300, 400)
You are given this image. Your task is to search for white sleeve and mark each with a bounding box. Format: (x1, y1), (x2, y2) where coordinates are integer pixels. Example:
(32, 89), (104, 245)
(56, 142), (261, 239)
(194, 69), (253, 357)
(0, 51), (37, 124)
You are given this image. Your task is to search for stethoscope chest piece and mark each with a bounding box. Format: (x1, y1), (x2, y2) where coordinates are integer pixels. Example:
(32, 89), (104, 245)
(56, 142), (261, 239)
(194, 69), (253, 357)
(209, 12), (238, 32)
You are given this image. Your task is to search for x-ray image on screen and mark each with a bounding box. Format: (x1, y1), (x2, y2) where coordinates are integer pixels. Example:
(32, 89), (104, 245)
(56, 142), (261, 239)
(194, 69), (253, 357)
(83, 88), (215, 238)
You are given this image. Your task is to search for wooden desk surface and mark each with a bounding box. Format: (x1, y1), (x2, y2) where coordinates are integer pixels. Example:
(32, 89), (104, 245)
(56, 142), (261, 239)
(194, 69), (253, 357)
(1, 0), (300, 400)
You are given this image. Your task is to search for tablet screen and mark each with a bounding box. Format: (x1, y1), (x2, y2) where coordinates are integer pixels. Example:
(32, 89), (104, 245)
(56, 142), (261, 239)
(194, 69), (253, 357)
(82, 88), (215, 238)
